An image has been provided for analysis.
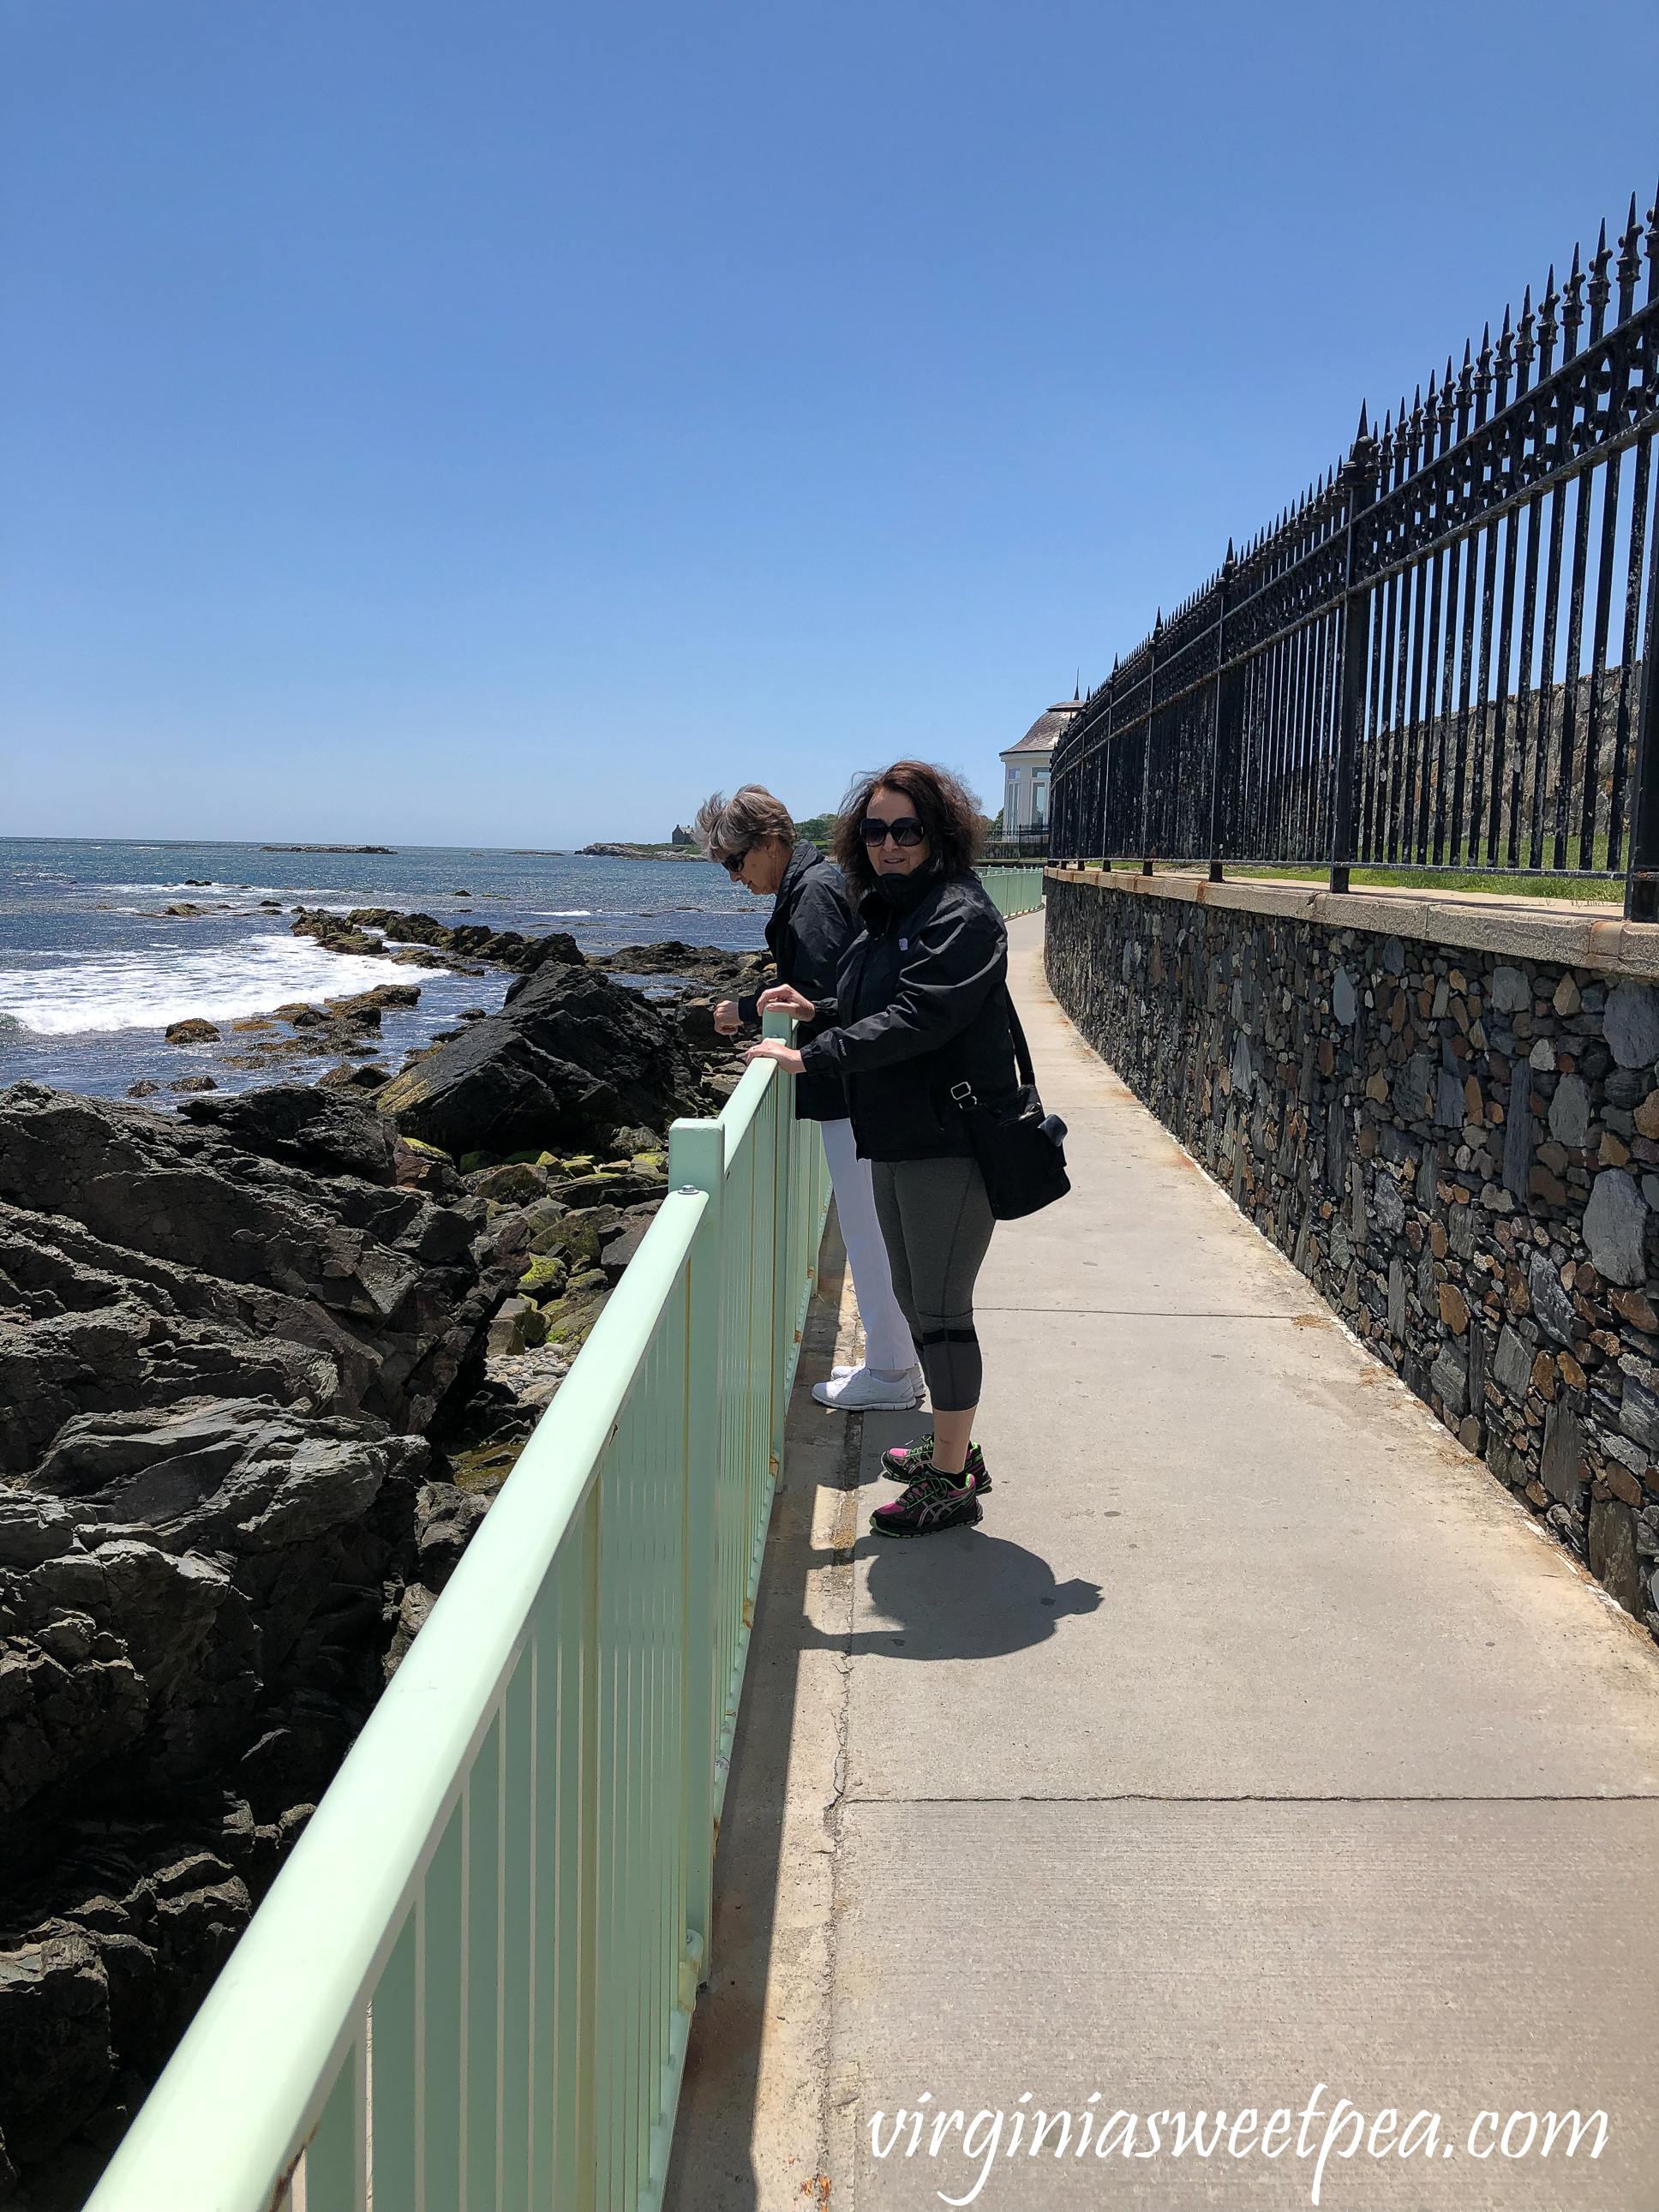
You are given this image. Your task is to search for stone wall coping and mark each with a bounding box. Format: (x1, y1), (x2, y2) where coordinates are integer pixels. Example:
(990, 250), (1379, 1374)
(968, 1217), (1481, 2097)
(1044, 866), (1659, 980)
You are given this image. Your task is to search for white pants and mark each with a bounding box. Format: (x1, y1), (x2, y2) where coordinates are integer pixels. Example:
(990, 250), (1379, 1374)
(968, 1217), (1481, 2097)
(818, 1118), (915, 1373)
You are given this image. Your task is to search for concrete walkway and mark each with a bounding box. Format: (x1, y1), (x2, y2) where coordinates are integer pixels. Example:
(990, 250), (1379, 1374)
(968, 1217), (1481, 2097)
(668, 908), (1659, 2212)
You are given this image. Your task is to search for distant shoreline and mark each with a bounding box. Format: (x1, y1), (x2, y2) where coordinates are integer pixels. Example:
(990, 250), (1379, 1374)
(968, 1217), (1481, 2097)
(261, 842), (398, 854)
(576, 842), (708, 861)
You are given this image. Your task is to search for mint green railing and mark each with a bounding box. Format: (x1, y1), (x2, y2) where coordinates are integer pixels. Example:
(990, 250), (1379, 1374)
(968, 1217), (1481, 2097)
(979, 863), (1045, 919)
(85, 1016), (830, 2212)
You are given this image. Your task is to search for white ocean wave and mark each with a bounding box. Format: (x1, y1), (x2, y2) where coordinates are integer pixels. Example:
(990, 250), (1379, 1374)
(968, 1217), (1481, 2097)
(101, 882), (349, 903)
(0, 936), (446, 1037)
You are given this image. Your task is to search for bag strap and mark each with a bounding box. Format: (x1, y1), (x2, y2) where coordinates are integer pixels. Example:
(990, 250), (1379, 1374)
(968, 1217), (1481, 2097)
(946, 982), (1038, 1112)
(1003, 986), (1037, 1089)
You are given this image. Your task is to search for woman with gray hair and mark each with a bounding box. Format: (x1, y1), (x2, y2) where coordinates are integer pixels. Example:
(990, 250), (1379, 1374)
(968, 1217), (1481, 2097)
(696, 784), (919, 1410)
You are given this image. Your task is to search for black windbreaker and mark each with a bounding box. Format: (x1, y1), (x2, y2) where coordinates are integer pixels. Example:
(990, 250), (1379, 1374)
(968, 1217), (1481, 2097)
(735, 839), (858, 1122)
(797, 866), (1017, 1160)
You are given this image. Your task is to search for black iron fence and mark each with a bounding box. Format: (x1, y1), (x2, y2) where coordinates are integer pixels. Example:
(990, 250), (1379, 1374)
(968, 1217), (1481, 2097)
(983, 830), (1051, 860)
(1048, 181), (1659, 915)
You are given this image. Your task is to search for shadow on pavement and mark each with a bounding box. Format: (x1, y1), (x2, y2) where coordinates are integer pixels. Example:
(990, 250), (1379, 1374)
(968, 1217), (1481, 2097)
(806, 1527), (1101, 1661)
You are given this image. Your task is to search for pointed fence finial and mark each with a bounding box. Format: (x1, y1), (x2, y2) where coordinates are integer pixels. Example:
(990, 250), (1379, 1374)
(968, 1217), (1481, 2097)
(1589, 214), (1613, 339)
(1616, 191), (1643, 319)
(1538, 265), (1560, 375)
(1562, 241), (1585, 357)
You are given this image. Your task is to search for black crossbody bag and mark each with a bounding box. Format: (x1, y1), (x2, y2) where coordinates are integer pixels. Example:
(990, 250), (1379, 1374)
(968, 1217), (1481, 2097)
(948, 994), (1070, 1220)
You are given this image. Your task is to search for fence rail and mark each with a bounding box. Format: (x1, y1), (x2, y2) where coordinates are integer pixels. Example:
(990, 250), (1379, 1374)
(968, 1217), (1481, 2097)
(1049, 180), (1659, 915)
(979, 864), (1047, 918)
(84, 1017), (830, 2212)
(982, 830), (1051, 861)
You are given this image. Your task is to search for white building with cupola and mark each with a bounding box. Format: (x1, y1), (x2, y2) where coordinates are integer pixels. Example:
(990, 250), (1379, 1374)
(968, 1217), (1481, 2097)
(999, 693), (1084, 835)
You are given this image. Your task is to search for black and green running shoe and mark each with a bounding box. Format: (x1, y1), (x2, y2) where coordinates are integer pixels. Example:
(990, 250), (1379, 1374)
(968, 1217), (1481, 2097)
(870, 1466), (984, 1538)
(878, 1436), (990, 1494)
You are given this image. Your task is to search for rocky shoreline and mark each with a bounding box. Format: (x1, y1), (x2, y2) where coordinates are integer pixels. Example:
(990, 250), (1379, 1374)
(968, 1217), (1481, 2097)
(0, 916), (770, 2205)
(127, 905), (764, 1101)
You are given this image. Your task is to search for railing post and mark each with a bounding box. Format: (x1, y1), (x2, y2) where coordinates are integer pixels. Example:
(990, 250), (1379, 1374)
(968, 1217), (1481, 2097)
(1625, 514), (1659, 920)
(1206, 547), (1237, 883)
(1140, 617), (1160, 873)
(763, 1010), (795, 1487)
(667, 1116), (725, 1980)
(1329, 406), (1380, 894)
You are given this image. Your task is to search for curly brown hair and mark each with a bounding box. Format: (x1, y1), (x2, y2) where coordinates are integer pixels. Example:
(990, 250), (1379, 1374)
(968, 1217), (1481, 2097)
(832, 760), (985, 893)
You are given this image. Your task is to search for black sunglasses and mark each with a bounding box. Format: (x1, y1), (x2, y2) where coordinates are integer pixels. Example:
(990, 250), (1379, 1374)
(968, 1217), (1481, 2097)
(860, 814), (925, 848)
(722, 850), (751, 877)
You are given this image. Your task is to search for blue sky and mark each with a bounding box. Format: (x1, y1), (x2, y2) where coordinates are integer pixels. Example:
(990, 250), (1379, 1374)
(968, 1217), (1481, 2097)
(3, 1), (1656, 846)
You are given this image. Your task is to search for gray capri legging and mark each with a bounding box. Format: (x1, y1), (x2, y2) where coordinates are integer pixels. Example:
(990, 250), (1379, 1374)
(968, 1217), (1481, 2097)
(870, 1156), (996, 1413)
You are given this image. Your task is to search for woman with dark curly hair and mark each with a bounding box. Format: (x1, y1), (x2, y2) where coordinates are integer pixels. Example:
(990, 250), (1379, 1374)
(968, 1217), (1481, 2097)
(746, 760), (1016, 1537)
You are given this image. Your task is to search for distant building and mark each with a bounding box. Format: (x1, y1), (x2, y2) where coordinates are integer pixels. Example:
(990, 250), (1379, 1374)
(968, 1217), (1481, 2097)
(670, 824), (696, 847)
(1000, 694), (1083, 835)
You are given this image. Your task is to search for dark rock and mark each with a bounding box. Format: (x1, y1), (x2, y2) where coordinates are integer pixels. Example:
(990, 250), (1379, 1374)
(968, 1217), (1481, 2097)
(178, 1084), (397, 1184)
(326, 985), (421, 1016)
(590, 941), (770, 989)
(1503, 1063), (1533, 1201)
(537, 1270), (609, 1348)
(1584, 1168), (1647, 1286)
(125, 1081), (160, 1099)
(349, 909), (451, 947)
(290, 912), (386, 958)
(0, 1086), (503, 1451)
(3, 1399), (425, 1815)
(167, 1075), (219, 1093)
(163, 1020), (219, 1046)
(1429, 1343), (1467, 1419)
(599, 1220), (651, 1285)
(1603, 980), (1659, 1069)
(471, 1162), (548, 1205)
(414, 1484), (490, 1591)
(344, 912), (584, 978)
(392, 1137), (462, 1198)
(486, 1297), (546, 1357)
(384, 1582), (436, 1675)
(1542, 1399), (1588, 1512)
(1589, 1496), (1644, 1615)
(1527, 1250), (1576, 1346)
(0, 1932), (111, 2168)
(379, 965), (698, 1159)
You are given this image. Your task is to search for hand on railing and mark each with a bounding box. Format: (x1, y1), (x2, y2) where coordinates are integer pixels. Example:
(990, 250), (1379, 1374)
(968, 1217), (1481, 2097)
(746, 985), (811, 1072)
(745, 1037), (805, 1075)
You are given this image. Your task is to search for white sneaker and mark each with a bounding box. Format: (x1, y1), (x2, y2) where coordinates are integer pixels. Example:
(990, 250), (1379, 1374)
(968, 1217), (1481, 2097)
(832, 1361), (924, 1394)
(812, 1365), (922, 1411)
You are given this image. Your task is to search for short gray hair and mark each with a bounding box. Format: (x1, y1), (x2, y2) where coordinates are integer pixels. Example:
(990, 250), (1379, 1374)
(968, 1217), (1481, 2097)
(693, 785), (796, 866)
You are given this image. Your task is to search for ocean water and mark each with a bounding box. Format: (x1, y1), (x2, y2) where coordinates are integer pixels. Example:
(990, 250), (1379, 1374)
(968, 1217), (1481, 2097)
(0, 836), (768, 1104)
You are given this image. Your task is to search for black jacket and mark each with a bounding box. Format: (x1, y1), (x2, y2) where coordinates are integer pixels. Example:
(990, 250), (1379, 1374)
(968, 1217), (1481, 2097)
(735, 840), (858, 1122)
(797, 866), (1016, 1160)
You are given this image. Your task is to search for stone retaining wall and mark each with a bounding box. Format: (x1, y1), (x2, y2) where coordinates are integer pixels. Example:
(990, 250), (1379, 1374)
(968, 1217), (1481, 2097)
(1044, 867), (1659, 1639)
